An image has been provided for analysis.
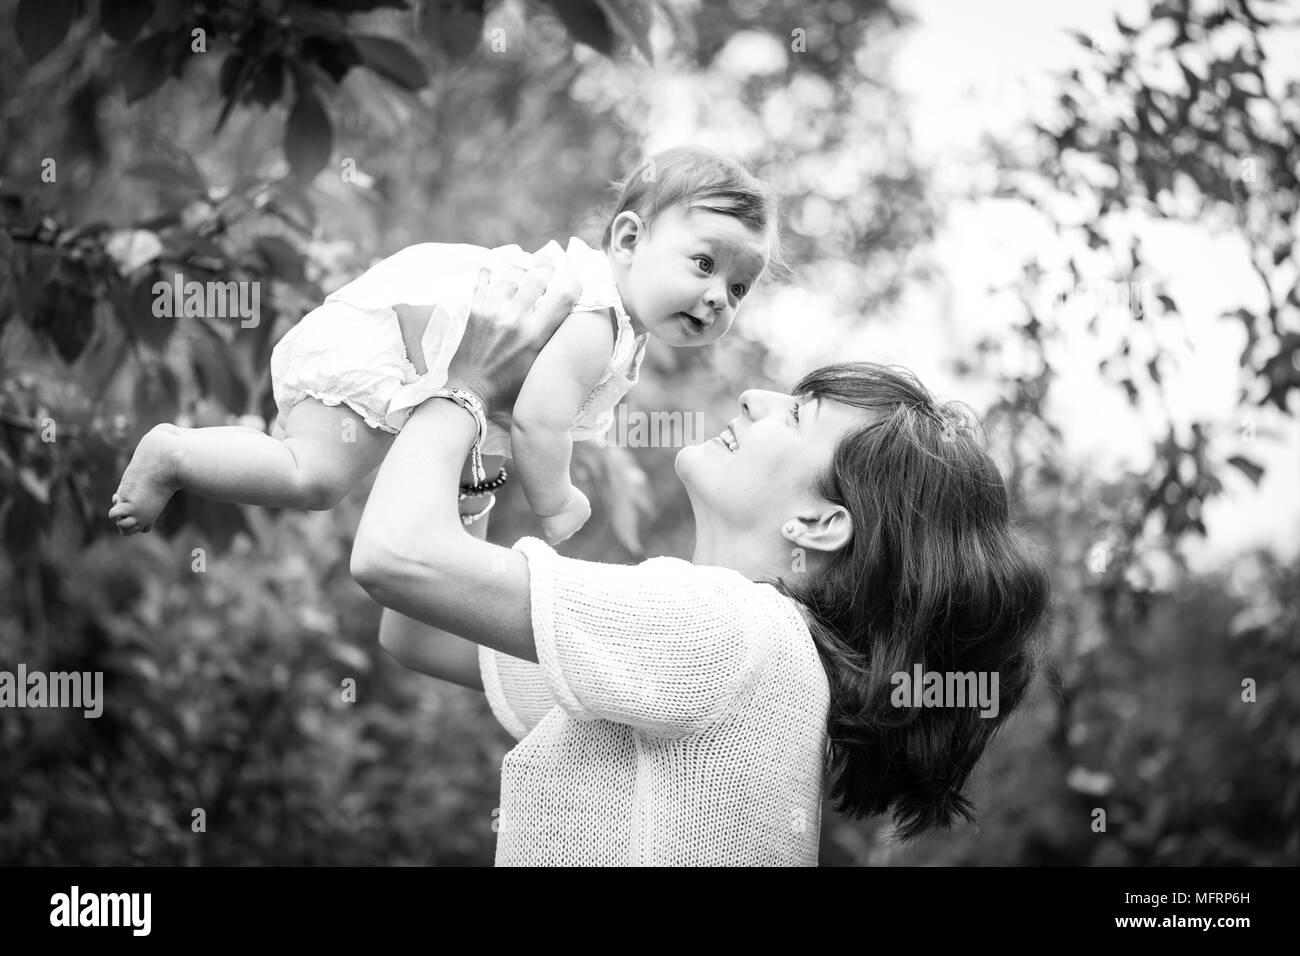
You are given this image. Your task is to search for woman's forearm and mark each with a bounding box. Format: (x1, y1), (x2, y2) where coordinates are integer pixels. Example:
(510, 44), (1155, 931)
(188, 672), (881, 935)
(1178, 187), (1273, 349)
(350, 395), (538, 662)
(375, 494), (492, 689)
(378, 608), (484, 689)
(355, 397), (475, 562)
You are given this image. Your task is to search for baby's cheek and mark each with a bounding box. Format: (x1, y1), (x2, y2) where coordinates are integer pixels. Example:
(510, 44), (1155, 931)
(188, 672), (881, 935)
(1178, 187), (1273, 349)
(622, 276), (649, 313)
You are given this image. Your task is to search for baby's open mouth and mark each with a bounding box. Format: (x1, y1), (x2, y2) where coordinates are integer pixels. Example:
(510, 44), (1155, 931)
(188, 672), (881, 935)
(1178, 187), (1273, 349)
(678, 311), (707, 330)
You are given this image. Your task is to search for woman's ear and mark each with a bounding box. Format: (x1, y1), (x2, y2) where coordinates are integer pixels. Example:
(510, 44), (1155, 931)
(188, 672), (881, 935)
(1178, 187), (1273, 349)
(783, 505), (853, 555)
(608, 212), (645, 263)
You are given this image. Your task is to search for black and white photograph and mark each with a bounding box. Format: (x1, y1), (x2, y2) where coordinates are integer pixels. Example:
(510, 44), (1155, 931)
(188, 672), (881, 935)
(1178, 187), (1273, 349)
(0, 0), (1295, 920)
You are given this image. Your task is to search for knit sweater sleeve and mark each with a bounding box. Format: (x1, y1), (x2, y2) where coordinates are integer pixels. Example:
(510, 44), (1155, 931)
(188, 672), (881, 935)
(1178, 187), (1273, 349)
(481, 536), (769, 741)
(477, 645), (557, 742)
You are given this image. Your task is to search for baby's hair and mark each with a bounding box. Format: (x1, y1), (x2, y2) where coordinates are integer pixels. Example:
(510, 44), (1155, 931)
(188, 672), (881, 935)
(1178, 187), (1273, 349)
(600, 146), (785, 277)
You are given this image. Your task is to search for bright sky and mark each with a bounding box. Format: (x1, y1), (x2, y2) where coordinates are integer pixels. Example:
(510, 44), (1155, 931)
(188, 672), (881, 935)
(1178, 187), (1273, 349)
(881, 0), (1300, 573)
(627, 0), (1298, 575)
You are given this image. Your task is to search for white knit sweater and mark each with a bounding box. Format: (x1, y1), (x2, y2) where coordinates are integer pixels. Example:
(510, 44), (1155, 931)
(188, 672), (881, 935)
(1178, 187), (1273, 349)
(477, 536), (831, 866)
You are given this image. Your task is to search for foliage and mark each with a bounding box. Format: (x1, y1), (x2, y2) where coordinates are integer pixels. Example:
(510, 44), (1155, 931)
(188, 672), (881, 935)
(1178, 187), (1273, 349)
(0, 0), (1294, 866)
(883, 0), (1300, 867)
(0, 504), (511, 863)
(987, 0), (1299, 541)
(825, 543), (1300, 865)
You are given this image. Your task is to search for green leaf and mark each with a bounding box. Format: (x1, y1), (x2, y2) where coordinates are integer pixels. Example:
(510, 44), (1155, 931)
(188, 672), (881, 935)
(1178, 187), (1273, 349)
(117, 271), (175, 350)
(216, 54), (254, 131)
(34, 280), (96, 362)
(15, 0), (77, 63)
(2, 485), (49, 559)
(594, 0), (654, 61)
(252, 235), (306, 283)
(247, 58), (286, 107)
(1226, 455), (1265, 486)
(300, 33), (361, 83)
(219, 53), (247, 101)
(1150, 2), (1183, 21)
(352, 35), (429, 90)
(419, 0), (485, 59)
(285, 84), (333, 181)
(121, 32), (175, 103)
(133, 359), (182, 426)
(190, 318), (249, 413)
(549, 0), (615, 56)
(17, 466), (50, 505)
(101, 0), (155, 44)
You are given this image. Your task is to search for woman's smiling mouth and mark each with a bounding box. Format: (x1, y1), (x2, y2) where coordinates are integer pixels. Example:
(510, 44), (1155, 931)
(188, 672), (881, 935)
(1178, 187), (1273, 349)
(713, 424), (739, 451)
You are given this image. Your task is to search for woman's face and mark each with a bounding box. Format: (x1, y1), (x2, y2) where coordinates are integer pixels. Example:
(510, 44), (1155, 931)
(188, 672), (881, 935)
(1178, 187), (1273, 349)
(676, 388), (864, 534)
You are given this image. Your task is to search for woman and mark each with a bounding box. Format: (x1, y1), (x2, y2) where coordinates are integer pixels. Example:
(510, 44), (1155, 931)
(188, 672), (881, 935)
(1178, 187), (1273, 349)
(350, 249), (1053, 866)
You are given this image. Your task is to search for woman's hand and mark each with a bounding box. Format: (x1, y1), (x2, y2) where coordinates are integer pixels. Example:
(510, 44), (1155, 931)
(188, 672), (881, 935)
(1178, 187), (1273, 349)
(446, 240), (580, 416)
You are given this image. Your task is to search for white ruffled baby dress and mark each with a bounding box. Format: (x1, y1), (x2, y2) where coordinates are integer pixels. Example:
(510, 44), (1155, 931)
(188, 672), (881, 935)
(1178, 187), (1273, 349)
(269, 237), (648, 457)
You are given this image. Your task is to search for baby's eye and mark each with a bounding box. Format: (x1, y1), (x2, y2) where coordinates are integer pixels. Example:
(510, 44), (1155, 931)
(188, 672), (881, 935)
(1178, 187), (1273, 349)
(730, 282), (748, 298)
(693, 255), (713, 273)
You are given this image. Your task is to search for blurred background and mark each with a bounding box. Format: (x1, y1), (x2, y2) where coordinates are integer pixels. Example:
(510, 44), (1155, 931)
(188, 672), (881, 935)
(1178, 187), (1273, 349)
(0, 0), (1296, 865)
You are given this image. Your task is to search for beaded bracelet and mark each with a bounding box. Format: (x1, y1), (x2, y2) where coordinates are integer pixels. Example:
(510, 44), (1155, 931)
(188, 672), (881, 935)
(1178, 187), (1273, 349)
(459, 465), (508, 498)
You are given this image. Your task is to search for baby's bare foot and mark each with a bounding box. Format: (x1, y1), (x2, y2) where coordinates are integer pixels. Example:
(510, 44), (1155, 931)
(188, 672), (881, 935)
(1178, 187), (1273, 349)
(108, 424), (183, 534)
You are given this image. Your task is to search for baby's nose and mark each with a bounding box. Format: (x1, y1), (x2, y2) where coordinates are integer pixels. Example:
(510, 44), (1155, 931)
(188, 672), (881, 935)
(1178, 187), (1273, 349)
(704, 282), (729, 310)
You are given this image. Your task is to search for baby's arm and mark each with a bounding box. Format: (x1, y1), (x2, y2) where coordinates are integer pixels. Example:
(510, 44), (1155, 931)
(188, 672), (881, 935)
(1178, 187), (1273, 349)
(510, 308), (615, 544)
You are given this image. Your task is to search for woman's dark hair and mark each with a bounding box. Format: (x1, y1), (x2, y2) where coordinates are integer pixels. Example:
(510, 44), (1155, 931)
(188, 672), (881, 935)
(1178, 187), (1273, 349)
(771, 362), (1053, 841)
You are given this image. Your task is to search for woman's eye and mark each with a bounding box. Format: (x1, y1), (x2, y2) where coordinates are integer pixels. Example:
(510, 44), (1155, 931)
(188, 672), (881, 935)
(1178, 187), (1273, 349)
(693, 256), (713, 273)
(730, 283), (747, 298)
(790, 400), (801, 424)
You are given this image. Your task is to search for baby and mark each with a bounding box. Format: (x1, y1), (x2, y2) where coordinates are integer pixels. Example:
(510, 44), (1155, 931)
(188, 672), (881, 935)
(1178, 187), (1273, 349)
(109, 146), (779, 544)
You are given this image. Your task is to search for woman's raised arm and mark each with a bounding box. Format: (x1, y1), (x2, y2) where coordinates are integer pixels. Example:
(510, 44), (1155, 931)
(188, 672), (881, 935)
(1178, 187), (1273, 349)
(350, 245), (579, 663)
(374, 467), (500, 689)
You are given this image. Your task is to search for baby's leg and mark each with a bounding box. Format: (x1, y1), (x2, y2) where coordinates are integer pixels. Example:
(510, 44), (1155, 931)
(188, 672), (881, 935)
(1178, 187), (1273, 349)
(109, 399), (392, 533)
(394, 303), (433, 375)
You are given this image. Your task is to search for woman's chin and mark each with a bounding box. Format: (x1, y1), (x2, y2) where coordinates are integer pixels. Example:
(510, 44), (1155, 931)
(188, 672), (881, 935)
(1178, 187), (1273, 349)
(674, 442), (707, 480)
(673, 444), (693, 479)
(674, 442), (725, 504)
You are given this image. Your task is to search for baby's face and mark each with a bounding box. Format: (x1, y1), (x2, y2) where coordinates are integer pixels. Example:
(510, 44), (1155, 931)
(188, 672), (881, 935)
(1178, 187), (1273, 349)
(614, 205), (770, 348)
